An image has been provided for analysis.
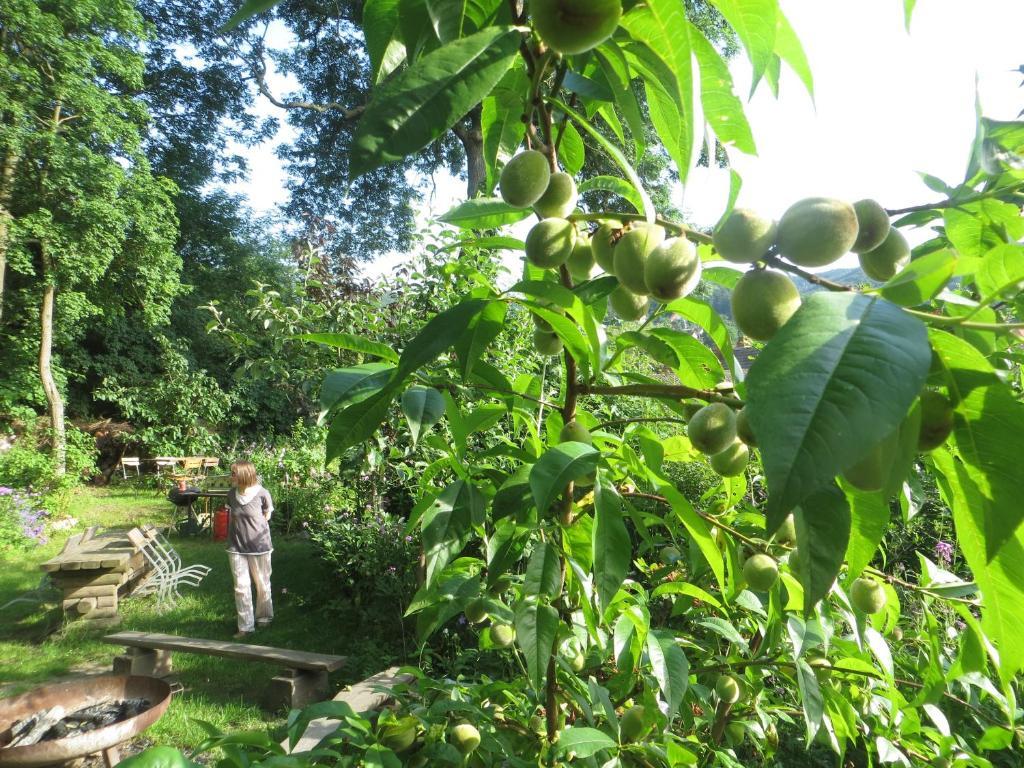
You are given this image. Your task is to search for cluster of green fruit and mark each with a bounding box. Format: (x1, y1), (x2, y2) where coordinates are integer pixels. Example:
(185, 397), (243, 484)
(685, 402), (756, 478)
(464, 596), (516, 648)
(377, 717), (480, 761)
(714, 197), (910, 341)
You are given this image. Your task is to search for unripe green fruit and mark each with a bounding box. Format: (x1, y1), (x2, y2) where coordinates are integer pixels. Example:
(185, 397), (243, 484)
(715, 675), (741, 704)
(776, 197), (859, 267)
(568, 651), (585, 672)
(450, 722), (481, 754)
(709, 440), (749, 477)
(851, 199), (891, 253)
(379, 717), (419, 753)
(808, 656), (833, 683)
(850, 577), (887, 614)
(491, 623), (515, 648)
(660, 545), (681, 565)
(618, 705), (646, 742)
(765, 722), (779, 749)
(843, 431), (898, 492)
(859, 227), (910, 282)
(529, 714), (545, 734)
(534, 172), (578, 219)
(531, 300), (563, 332)
(530, 0), (623, 55)
(489, 574), (513, 594)
(730, 268), (802, 341)
(526, 218), (576, 269)
(465, 597), (488, 624)
(713, 208), (777, 263)
(725, 721), (745, 745)
(559, 420), (593, 445)
(499, 150), (550, 208)
(743, 553), (779, 591)
(608, 285), (648, 321)
(688, 403), (737, 455)
(567, 235), (595, 281)
(918, 390), (955, 451)
(735, 407), (757, 447)
(774, 514), (797, 545)
(891, 626), (904, 642)
(613, 223), (665, 295)
(644, 236), (702, 301)
(788, 547), (804, 574)
(533, 329), (563, 356)
(408, 756), (428, 768)
(592, 220), (621, 273)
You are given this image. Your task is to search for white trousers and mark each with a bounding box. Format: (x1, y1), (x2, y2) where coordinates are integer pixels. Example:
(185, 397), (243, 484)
(228, 552), (273, 632)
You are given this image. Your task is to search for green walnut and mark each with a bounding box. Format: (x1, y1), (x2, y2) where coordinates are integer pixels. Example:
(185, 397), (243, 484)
(715, 674), (742, 705)
(608, 284), (648, 321)
(918, 390), (955, 451)
(491, 623), (515, 648)
(592, 219), (621, 273)
(842, 430), (898, 492)
(730, 268), (802, 341)
(613, 222), (665, 295)
(851, 198), (891, 253)
(464, 597), (488, 624)
(450, 722), (481, 755)
(776, 197), (859, 267)
(618, 705), (646, 742)
(688, 403), (737, 455)
(713, 207), (777, 263)
(660, 545), (681, 565)
(743, 553), (779, 591)
(773, 514), (797, 545)
(567, 235), (595, 281)
(858, 227), (910, 282)
(499, 150), (550, 208)
(530, 0), (623, 55)
(644, 236), (702, 301)
(850, 577), (887, 614)
(534, 171), (578, 219)
(379, 717), (420, 753)
(725, 721), (746, 745)
(489, 574), (513, 594)
(559, 420), (593, 445)
(526, 217), (577, 269)
(533, 329), (563, 356)
(735, 407), (757, 447)
(710, 440), (749, 477)
(808, 656), (833, 683)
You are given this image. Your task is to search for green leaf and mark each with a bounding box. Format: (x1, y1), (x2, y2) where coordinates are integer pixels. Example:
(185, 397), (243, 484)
(438, 197), (532, 228)
(840, 482), (891, 582)
(425, 0), (501, 43)
(319, 363), (395, 416)
(578, 175), (644, 214)
(655, 481), (725, 589)
(400, 386), (445, 446)
(794, 658), (824, 741)
(530, 442), (600, 515)
(879, 249), (958, 306)
(421, 480), (486, 586)
(745, 293), (930, 528)
(296, 332), (400, 363)
(487, 520), (528, 586)
(975, 243), (1024, 301)
(648, 327), (725, 388)
(707, 0), (778, 91)
(326, 388), (398, 461)
(553, 727), (616, 759)
(558, 122), (585, 176)
(493, 463), (534, 522)
(220, 0), (280, 31)
(351, 27), (521, 177)
(773, 8), (814, 98)
(455, 299), (507, 380)
(363, 745), (402, 768)
(687, 22), (755, 154)
(363, 0), (407, 83)
(663, 296), (738, 383)
(903, 0), (917, 30)
(481, 67), (529, 193)
(515, 601), (559, 692)
(595, 46), (648, 160)
(524, 542), (562, 598)
(792, 485), (851, 613)
(395, 299), (488, 381)
(646, 631), (689, 720)
(437, 235), (524, 253)
(593, 476), (630, 614)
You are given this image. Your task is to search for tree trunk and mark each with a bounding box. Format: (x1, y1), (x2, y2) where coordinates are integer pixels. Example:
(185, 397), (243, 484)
(38, 244), (66, 475)
(457, 106), (486, 199)
(0, 148), (17, 323)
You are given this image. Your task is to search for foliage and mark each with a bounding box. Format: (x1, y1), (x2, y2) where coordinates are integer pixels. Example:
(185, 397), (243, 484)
(0, 487), (48, 552)
(0, 423), (97, 492)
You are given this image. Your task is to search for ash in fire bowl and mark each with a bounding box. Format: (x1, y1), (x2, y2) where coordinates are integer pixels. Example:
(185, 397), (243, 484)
(3, 700), (151, 749)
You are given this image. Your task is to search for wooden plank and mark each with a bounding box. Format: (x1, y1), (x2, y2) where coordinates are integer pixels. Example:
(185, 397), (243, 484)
(59, 561), (84, 571)
(51, 572), (126, 587)
(102, 632), (347, 673)
(79, 606), (118, 619)
(63, 584), (119, 599)
(96, 595), (117, 608)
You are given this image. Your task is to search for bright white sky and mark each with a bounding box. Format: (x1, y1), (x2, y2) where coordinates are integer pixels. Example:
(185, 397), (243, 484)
(232, 1), (1024, 279)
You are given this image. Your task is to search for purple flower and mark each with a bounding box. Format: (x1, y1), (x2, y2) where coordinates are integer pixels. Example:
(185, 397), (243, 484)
(934, 540), (954, 566)
(0, 487), (13, 496)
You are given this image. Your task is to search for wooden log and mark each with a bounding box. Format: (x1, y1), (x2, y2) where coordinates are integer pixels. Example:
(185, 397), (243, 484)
(63, 584), (119, 599)
(80, 606), (118, 619)
(76, 598), (98, 614)
(62, 598), (80, 610)
(78, 615), (122, 629)
(96, 595), (117, 608)
(51, 572), (126, 587)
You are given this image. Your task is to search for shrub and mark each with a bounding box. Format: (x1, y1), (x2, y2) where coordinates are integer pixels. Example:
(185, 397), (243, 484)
(0, 487), (48, 552)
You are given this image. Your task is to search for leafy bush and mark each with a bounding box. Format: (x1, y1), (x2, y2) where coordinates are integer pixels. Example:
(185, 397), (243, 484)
(0, 487), (48, 552)
(0, 424), (97, 492)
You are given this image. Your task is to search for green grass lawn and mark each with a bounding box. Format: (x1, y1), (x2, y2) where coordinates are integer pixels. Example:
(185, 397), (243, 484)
(0, 485), (414, 750)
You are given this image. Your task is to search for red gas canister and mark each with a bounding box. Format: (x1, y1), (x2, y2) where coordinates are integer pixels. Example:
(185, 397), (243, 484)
(213, 506), (230, 541)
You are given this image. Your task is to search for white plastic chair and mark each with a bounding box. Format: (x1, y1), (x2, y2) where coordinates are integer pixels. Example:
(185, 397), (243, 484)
(128, 528), (211, 609)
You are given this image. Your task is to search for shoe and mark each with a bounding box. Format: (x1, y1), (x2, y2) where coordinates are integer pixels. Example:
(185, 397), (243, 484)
(233, 630), (255, 639)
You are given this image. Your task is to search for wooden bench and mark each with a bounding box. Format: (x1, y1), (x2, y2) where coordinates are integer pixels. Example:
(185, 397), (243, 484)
(103, 631), (347, 710)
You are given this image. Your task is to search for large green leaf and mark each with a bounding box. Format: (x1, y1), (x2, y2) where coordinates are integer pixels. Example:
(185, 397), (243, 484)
(420, 480), (486, 586)
(524, 542), (562, 598)
(792, 484), (850, 613)
(879, 249), (958, 306)
(558, 122), (585, 176)
(656, 480), (725, 589)
(794, 657), (824, 741)
(326, 388), (397, 461)
(645, 630), (688, 720)
(425, 0), (502, 42)
(773, 8), (814, 98)
(455, 299), (506, 380)
(595, 45), (647, 161)
(363, 0), (407, 83)
(319, 363), (395, 416)
(395, 299), (488, 380)
(552, 727), (616, 760)
(297, 332), (400, 362)
(492, 463), (535, 522)
(664, 296), (738, 383)
(975, 243), (1024, 302)
(481, 77), (527, 193)
(745, 293), (930, 529)
(438, 197), (532, 228)
(707, 0), (778, 91)
(400, 386), (445, 446)
(351, 27), (521, 176)
(593, 476), (630, 614)
(931, 329), (1024, 560)
(220, 0), (280, 31)
(515, 601), (559, 692)
(578, 175), (645, 214)
(840, 482), (890, 582)
(530, 442), (600, 516)
(648, 327), (725, 388)
(686, 21), (755, 154)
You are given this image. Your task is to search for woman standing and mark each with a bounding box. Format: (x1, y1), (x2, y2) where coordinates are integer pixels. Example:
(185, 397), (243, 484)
(226, 461), (274, 638)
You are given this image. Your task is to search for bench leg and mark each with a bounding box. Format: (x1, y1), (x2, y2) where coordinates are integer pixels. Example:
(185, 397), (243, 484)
(267, 669), (328, 710)
(112, 647), (173, 677)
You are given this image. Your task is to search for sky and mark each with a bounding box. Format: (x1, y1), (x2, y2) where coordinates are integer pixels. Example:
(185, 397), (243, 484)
(231, 1), (1024, 279)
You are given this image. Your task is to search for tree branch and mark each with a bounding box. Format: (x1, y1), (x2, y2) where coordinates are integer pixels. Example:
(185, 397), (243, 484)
(249, 52), (364, 118)
(580, 383), (744, 408)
